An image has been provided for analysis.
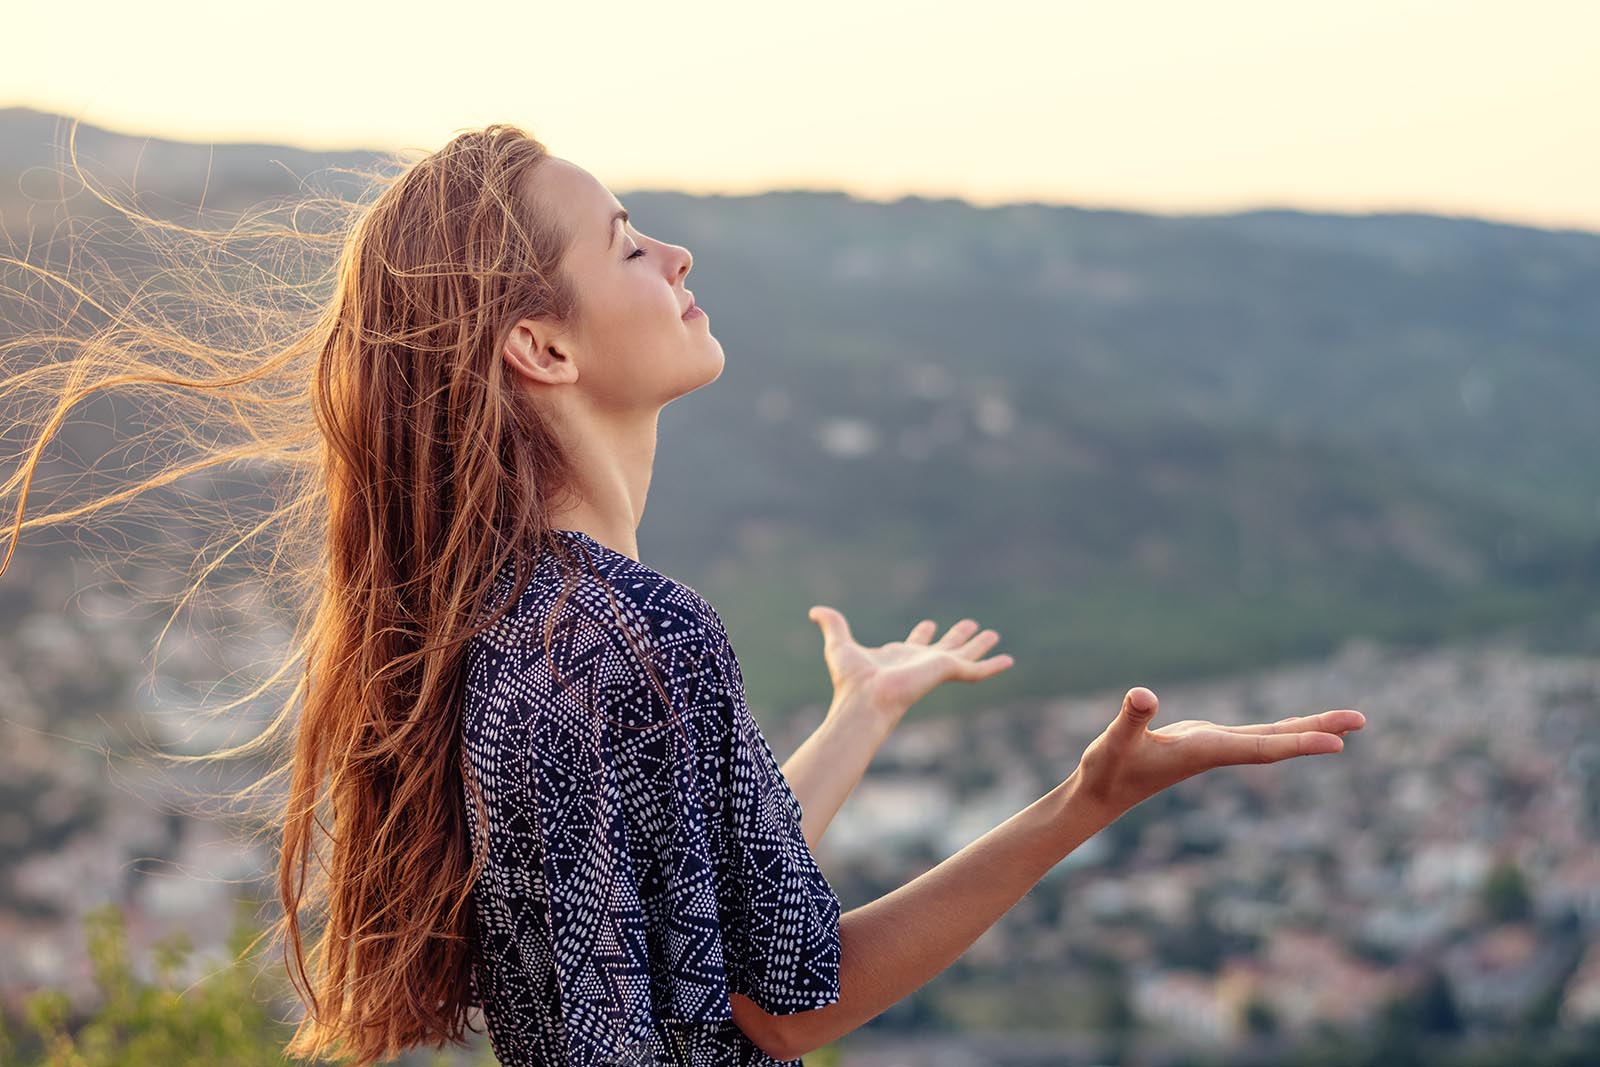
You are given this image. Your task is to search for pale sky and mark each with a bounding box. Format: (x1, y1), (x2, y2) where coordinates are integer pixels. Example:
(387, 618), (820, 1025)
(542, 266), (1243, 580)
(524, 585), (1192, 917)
(6, 0), (1596, 232)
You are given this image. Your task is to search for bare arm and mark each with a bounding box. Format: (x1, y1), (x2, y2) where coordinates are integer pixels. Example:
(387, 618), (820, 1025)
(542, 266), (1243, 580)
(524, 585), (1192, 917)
(737, 685), (1367, 1060)
(780, 692), (895, 852)
(782, 607), (1015, 852)
(733, 767), (1109, 1060)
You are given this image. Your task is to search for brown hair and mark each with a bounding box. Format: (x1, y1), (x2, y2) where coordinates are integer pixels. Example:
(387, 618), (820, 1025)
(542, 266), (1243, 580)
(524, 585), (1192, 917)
(0, 118), (680, 1063)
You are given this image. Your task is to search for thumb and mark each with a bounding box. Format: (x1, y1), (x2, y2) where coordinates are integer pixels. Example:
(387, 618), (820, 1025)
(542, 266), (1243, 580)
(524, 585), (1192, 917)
(1113, 686), (1159, 739)
(808, 605), (855, 648)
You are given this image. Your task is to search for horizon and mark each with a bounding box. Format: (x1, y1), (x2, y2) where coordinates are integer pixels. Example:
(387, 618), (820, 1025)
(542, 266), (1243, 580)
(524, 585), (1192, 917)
(4, 1), (1595, 236)
(6, 103), (1595, 241)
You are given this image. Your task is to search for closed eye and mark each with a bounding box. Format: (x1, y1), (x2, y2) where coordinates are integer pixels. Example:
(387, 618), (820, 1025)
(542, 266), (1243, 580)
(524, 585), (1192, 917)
(626, 246), (647, 260)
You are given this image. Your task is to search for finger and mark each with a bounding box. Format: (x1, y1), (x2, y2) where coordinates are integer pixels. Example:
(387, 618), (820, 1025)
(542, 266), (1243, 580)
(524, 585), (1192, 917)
(906, 619), (937, 645)
(956, 654), (1014, 681)
(1209, 729), (1345, 765)
(808, 605), (856, 648)
(955, 628), (1001, 659)
(935, 618), (980, 649)
(1110, 687), (1159, 743)
(1218, 710), (1366, 736)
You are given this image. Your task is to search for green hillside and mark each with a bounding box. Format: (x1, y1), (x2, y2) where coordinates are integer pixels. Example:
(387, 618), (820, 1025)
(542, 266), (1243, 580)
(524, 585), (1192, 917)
(2, 107), (1595, 718)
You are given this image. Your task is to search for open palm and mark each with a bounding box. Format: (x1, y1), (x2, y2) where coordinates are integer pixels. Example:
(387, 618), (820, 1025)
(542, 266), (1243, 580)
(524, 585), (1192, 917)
(808, 605), (1015, 719)
(1074, 686), (1368, 818)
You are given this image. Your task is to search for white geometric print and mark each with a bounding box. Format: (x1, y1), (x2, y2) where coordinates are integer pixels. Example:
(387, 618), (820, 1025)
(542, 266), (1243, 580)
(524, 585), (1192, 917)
(461, 529), (844, 1066)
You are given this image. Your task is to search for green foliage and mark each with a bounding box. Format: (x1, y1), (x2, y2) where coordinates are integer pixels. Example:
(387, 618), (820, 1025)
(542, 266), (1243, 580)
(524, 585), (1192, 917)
(1155, 906), (1230, 974)
(0, 902), (845, 1067)
(1093, 975), (1136, 1036)
(803, 1040), (844, 1067)
(1243, 995), (1279, 1036)
(1412, 969), (1465, 1037)
(4, 901), (300, 1067)
(1480, 858), (1534, 923)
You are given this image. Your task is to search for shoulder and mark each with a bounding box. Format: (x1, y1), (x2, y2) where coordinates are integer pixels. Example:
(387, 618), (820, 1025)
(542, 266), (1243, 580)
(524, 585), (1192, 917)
(465, 531), (742, 759)
(481, 529), (733, 669)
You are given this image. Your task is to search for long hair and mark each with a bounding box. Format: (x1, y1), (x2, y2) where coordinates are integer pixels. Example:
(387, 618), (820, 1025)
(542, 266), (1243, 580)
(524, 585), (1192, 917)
(0, 118), (678, 1063)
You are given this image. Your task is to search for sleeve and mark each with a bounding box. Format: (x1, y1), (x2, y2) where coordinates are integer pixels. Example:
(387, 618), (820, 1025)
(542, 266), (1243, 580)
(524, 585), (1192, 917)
(702, 629), (845, 1017)
(526, 606), (842, 1067)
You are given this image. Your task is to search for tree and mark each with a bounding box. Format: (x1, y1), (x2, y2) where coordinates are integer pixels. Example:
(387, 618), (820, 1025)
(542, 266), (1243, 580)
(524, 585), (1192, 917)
(1480, 858), (1532, 923)
(1243, 995), (1279, 1036)
(1411, 965), (1465, 1037)
(3, 901), (305, 1067)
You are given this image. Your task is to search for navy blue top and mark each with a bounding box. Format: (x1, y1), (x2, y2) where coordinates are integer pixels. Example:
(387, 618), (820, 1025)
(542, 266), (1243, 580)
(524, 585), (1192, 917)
(460, 529), (844, 1067)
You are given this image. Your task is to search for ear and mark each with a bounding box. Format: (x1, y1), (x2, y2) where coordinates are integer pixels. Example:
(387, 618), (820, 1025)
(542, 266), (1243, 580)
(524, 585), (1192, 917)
(503, 316), (579, 386)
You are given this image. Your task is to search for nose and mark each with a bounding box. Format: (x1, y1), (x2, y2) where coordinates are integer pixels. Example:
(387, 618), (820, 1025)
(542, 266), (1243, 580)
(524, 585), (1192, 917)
(667, 241), (692, 282)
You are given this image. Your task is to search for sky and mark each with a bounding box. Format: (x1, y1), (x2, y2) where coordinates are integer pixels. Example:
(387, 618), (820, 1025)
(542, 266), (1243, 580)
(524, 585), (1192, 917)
(5, 0), (1596, 233)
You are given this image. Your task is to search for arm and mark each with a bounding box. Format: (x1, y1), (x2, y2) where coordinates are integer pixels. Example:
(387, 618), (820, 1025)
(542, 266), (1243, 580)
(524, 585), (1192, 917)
(736, 766), (1110, 1060)
(783, 606), (1015, 852)
(781, 691), (895, 852)
(737, 686), (1367, 1061)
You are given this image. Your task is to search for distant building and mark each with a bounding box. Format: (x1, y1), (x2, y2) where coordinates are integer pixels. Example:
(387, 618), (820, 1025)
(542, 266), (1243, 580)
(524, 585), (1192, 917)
(1440, 922), (1575, 1024)
(1559, 936), (1600, 1029)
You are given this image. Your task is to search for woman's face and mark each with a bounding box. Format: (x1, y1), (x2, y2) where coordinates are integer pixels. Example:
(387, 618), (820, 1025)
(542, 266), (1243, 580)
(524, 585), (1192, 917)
(509, 157), (723, 411)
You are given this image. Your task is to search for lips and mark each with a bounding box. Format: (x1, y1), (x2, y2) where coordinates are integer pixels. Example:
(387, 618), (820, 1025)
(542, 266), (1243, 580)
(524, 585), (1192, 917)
(681, 292), (696, 317)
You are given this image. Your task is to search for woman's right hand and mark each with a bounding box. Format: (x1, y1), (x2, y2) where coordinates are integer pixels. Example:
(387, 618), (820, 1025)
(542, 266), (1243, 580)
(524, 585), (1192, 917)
(1069, 686), (1366, 819)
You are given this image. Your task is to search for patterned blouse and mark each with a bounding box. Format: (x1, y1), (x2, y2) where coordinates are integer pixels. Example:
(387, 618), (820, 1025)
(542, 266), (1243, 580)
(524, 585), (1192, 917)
(460, 528), (844, 1067)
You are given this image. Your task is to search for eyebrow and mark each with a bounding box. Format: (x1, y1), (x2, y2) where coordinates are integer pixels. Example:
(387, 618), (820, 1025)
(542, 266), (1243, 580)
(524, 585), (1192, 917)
(606, 208), (629, 249)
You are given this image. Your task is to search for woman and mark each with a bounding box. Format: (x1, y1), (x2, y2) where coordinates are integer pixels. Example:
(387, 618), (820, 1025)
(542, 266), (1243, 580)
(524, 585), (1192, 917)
(0, 123), (1364, 1067)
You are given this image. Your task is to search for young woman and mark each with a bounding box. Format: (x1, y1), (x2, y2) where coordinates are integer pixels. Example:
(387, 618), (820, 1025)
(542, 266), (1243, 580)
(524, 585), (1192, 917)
(0, 123), (1365, 1067)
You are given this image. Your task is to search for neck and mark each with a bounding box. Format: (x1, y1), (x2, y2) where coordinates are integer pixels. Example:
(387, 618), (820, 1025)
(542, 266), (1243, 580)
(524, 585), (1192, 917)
(546, 402), (659, 563)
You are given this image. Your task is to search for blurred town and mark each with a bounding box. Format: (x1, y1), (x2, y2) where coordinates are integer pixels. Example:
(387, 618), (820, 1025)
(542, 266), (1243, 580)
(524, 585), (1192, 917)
(4, 574), (1596, 1060)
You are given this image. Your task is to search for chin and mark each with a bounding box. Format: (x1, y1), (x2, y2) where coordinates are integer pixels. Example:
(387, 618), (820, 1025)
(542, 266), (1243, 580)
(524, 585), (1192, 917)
(662, 347), (725, 404)
(692, 355), (725, 393)
(696, 337), (726, 383)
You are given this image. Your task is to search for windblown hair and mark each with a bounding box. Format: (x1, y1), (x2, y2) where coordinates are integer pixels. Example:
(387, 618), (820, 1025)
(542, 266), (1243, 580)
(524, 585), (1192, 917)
(0, 118), (675, 1063)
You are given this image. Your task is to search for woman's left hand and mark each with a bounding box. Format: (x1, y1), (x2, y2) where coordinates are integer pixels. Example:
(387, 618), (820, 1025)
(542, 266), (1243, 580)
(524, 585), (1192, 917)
(808, 605), (1015, 726)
